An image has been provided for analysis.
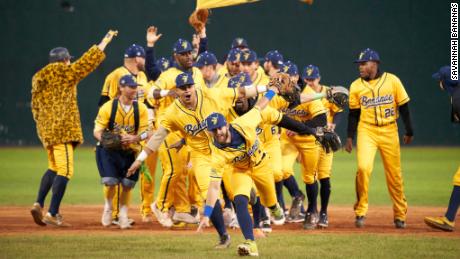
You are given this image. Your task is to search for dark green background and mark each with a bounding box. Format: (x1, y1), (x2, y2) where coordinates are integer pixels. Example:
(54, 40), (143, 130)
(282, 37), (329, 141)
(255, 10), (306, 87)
(1, 0), (459, 145)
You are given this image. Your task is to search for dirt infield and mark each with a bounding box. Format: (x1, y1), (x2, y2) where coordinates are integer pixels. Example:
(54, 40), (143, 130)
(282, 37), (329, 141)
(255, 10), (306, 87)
(0, 205), (458, 237)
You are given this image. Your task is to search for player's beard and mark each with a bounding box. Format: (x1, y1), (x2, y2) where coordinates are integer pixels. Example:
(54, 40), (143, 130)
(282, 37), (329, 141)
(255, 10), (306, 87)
(215, 130), (228, 145)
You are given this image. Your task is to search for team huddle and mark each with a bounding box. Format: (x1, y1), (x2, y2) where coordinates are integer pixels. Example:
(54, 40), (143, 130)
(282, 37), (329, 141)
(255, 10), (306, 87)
(29, 23), (459, 257)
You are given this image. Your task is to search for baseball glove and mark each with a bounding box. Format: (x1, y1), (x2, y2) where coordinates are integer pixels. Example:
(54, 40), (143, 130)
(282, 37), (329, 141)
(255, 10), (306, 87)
(100, 130), (122, 151)
(268, 72), (299, 103)
(326, 86), (349, 109)
(315, 127), (342, 153)
(188, 9), (209, 33)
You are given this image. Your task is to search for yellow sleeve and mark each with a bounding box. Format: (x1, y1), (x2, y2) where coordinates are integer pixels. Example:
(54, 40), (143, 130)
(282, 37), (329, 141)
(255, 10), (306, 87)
(308, 99), (327, 118)
(94, 102), (111, 132)
(101, 71), (118, 98)
(348, 82), (361, 109)
(159, 105), (180, 133)
(138, 104), (150, 134)
(232, 107), (263, 131)
(153, 72), (168, 90)
(260, 106), (283, 125)
(269, 95), (289, 110)
(393, 75), (410, 106)
(208, 87), (238, 108)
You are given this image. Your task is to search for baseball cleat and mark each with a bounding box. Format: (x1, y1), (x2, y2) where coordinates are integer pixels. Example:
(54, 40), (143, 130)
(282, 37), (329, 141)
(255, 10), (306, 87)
(215, 233), (231, 249)
(303, 212), (318, 230)
(30, 203), (46, 226)
(43, 213), (71, 227)
(259, 220), (272, 233)
(270, 204), (286, 225)
(112, 218), (135, 226)
(355, 216), (365, 228)
(229, 216), (240, 229)
(101, 209), (112, 227)
(394, 219), (406, 229)
(237, 240), (259, 257)
(142, 214), (153, 223)
(288, 193), (305, 219)
(118, 215), (131, 229)
(317, 212), (329, 229)
(172, 212), (200, 224)
(424, 216), (454, 232)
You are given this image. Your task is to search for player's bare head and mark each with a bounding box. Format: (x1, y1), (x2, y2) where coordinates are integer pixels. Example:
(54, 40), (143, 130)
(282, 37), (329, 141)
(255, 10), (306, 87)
(354, 48), (380, 80)
(240, 50), (258, 77)
(195, 51), (218, 81)
(206, 113), (230, 144)
(302, 64), (321, 87)
(227, 49), (242, 76)
(264, 50), (284, 74)
(118, 75), (140, 101)
(173, 39), (194, 69)
(175, 73), (196, 106)
(124, 44), (146, 71)
(49, 47), (72, 64)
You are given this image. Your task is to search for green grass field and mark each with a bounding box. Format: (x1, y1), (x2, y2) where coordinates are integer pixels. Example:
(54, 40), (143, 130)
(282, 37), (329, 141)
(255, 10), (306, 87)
(0, 147), (459, 258)
(0, 147), (458, 206)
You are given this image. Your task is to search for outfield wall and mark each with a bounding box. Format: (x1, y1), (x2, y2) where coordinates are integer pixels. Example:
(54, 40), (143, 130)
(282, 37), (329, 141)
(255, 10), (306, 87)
(1, 0), (459, 145)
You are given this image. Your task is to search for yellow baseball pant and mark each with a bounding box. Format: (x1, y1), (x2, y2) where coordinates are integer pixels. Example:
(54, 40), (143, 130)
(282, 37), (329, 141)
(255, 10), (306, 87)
(453, 166), (460, 186)
(317, 148), (333, 180)
(46, 143), (74, 179)
(354, 123), (407, 221)
(263, 138), (283, 183)
(231, 156), (277, 207)
(281, 133), (320, 184)
(155, 133), (190, 213)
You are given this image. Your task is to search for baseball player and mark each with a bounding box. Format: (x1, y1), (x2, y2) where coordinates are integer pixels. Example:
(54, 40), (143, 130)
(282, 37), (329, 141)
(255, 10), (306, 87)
(30, 30), (116, 227)
(196, 87), (328, 256)
(303, 65), (344, 228)
(195, 51), (227, 88)
(148, 38), (206, 227)
(93, 75), (149, 229)
(263, 50), (284, 77)
(217, 48), (243, 81)
(424, 65), (460, 232)
(345, 48), (414, 229)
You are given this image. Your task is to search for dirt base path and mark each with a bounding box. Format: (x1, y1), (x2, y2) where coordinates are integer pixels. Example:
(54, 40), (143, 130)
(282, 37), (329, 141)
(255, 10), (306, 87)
(0, 205), (459, 237)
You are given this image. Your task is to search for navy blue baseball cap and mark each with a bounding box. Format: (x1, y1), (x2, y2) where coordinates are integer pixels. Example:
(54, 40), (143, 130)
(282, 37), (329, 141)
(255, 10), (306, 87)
(206, 112), (227, 131)
(231, 37), (249, 49)
(119, 74), (141, 88)
(302, 65), (321, 80)
(173, 38), (193, 54)
(354, 48), (380, 63)
(240, 49), (257, 63)
(49, 47), (73, 62)
(265, 50), (284, 66)
(124, 44), (146, 58)
(228, 72), (253, 88)
(281, 61), (299, 76)
(175, 72), (194, 88)
(227, 49), (242, 62)
(155, 57), (171, 72)
(195, 51), (218, 67)
(432, 66), (459, 93)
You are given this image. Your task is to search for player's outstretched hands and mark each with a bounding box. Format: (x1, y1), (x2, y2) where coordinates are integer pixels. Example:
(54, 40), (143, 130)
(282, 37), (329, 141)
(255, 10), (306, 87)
(197, 216), (210, 233)
(127, 160), (142, 177)
(146, 26), (162, 47)
(98, 30), (118, 51)
(345, 137), (353, 153)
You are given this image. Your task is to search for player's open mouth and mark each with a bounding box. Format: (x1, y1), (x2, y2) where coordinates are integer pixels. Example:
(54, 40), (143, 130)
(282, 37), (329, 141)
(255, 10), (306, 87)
(184, 94), (191, 100)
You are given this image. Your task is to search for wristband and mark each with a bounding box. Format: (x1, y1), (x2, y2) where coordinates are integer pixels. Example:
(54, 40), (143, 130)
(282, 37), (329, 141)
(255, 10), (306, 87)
(203, 205), (214, 217)
(264, 90), (276, 101)
(160, 90), (170, 97)
(139, 131), (148, 141)
(136, 150), (148, 162)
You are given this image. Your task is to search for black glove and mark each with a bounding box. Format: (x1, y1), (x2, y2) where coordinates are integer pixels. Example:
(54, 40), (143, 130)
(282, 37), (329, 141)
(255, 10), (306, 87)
(100, 130), (122, 151)
(314, 127), (342, 153)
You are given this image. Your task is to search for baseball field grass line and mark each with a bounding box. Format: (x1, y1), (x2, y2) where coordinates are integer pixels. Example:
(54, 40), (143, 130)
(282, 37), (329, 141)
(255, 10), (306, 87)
(0, 233), (459, 258)
(0, 147), (458, 206)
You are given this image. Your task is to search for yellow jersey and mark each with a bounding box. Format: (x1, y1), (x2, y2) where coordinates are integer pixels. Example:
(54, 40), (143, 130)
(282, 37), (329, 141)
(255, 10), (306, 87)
(210, 106), (282, 179)
(94, 99), (149, 152)
(349, 72), (410, 126)
(101, 66), (150, 103)
(160, 86), (238, 155)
